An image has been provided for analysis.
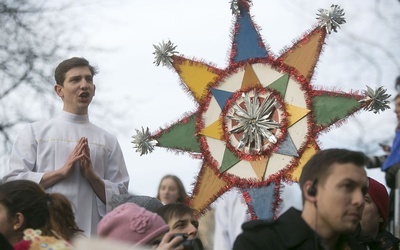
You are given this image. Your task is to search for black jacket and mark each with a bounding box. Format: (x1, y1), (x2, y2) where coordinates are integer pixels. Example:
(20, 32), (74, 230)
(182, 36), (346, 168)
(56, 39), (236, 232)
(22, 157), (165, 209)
(233, 207), (366, 250)
(0, 233), (13, 250)
(357, 229), (400, 250)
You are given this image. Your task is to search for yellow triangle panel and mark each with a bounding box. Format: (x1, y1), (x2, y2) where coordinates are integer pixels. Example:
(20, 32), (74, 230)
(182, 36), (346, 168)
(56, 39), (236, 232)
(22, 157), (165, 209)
(190, 163), (229, 212)
(250, 157), (269, 181)
(198, 118), (224, 140)
(241, 63), (262, 90)
(290, 142), (319, 182)
(286, 104), (310, 127)
(278, 28), (326, 82)
(174, 57), (222, 102)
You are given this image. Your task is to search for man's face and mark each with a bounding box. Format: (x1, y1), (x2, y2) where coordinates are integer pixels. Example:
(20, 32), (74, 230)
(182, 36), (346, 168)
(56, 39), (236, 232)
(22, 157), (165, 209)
(359, 193), (381, 238)
(55, 66), (95, 115)
(167, 213), (199, 239)
(316, 163), (368, 235)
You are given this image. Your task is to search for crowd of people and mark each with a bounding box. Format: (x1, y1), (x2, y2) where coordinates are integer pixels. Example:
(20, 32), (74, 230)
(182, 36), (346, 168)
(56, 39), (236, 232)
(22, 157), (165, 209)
(1, 57), (400, 250)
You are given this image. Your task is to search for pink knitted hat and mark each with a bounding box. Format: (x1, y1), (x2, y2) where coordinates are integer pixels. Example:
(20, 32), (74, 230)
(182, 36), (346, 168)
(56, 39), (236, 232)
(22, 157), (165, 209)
(368, 177), (389, 224)
(97, 203), (169, 245)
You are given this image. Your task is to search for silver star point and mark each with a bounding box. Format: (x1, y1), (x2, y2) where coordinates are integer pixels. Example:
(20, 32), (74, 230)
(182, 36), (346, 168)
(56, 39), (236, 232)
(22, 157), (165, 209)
(359, 86), (391, 114)
(132, 127), (158, 156)
(316, 4), (346, 34)
(152, 40), (178, 67)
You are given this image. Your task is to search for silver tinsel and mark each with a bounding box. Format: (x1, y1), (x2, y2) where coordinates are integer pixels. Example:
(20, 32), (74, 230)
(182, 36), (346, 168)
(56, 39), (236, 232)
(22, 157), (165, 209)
(153, 40), (178, 67)
(359, 86), (391, 114)
(132, 127), (158, 156)
(230, 0), (240, 15)
(227, 90), (281, 153)
(316, 4), (346, 34)
(230, 0), (251, 16)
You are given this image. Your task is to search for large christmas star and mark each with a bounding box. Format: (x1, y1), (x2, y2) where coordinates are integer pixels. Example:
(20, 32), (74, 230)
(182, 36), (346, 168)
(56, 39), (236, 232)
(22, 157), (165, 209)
(133, 2), (389, 219)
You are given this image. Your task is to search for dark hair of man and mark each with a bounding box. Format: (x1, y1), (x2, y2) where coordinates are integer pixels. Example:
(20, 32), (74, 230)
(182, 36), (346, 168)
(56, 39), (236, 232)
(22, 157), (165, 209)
(54, 57), (98, 86)
(299, 148), (367, 203)
(157, 175), (188, 203)
(0, 180), (82, 240)
(156, 203), (196, 224)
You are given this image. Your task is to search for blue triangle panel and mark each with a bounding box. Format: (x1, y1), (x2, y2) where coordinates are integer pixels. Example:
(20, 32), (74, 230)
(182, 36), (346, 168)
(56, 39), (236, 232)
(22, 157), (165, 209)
(276, 134), (299, 157)
(233, 10), (268, 63)
(210, 88), (234, 109)
(244, 183), (275, 220)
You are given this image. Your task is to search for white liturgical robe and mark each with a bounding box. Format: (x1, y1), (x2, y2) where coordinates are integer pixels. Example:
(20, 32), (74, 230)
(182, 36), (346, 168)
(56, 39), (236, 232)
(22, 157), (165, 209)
(3, 111), (130, 236)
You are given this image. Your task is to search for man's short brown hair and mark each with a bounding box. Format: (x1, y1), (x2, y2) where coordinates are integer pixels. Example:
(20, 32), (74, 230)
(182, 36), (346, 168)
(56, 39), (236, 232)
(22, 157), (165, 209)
(54, 57), (98, 86)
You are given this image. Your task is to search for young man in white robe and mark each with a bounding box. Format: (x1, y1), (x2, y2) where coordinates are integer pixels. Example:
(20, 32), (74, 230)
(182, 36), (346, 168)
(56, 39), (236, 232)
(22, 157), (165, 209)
(3, 57), (130, 236)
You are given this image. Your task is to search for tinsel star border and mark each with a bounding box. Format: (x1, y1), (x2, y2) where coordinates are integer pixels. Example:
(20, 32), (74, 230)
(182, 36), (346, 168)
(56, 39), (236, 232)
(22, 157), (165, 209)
(134, 2), (390, 220)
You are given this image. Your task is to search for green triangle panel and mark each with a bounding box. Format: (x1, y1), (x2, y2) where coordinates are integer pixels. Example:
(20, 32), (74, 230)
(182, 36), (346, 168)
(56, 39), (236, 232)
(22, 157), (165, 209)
(156, 114), (201, 153)
(219, 148), (241, 173)
(312, 93), (361, 129)
(266, 74), (289, 98)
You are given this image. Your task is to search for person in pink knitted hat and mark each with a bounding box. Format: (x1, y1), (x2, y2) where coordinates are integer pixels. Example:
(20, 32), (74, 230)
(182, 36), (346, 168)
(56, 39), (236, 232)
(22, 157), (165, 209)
(97, 203), (185, 249)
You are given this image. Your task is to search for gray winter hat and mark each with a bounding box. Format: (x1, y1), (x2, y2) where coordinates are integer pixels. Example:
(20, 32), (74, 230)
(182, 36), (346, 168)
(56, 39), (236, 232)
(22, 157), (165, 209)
(111, 194), (164, 213)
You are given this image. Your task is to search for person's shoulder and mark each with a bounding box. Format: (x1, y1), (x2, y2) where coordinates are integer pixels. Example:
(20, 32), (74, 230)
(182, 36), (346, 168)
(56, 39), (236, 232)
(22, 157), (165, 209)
(22, 118), (52, 132)
(91, 123), (112, 134)
(242, 219), (275, 231)
(378, 229), (400, 247)
(87, 122), (119, 141)
(241, 207), (300, 231)
(234, 220), (281, 250)
(241, 208), (303, 237)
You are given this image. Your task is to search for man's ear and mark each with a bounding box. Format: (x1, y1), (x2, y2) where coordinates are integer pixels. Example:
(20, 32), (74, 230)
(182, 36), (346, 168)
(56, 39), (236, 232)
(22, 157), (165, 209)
(54, 84), (63, 98)
(93, 84), (96, 97)
(13, 212), (25, 231)
(303, 180), (317, 203)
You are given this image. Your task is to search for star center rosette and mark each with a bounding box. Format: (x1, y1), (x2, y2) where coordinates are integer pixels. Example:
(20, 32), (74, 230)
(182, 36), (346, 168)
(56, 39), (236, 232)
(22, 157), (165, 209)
(224, 89), (285, 155)
(198, 67), (302, 181)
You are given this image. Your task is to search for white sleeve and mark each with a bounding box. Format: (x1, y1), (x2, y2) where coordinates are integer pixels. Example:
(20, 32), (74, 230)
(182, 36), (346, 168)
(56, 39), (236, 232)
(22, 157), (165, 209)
(101, 138), (130, 214)
(3, 124), (44, 184)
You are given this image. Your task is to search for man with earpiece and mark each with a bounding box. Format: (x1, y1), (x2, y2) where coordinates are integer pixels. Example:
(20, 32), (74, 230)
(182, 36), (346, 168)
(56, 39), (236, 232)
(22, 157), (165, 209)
(233, 148), (369, 250)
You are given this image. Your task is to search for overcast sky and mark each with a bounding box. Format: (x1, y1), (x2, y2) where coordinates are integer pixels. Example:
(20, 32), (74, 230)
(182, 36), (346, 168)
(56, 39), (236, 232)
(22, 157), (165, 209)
(29, 0), (400, 206)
